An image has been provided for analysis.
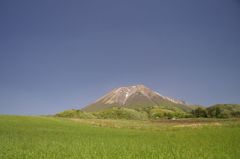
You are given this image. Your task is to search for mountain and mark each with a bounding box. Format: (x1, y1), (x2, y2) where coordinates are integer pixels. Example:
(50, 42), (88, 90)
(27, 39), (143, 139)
(82, 84), (192, 112)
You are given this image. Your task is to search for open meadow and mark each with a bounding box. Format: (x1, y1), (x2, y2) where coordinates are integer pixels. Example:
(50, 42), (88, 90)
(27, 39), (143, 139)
(0, 115), (240, 159)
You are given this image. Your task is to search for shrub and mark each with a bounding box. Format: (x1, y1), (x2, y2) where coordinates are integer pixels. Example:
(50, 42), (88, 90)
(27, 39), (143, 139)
(191, 107), (207, 118)
(149, 107), (187, 119)
(56, 109), (96, 119)
(94, 107), (148, 120)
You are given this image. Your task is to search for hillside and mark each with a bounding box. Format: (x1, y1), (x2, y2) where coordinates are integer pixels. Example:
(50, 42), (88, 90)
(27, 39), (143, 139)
(82, 85), (193, 112)
(207, 104), (240, 118)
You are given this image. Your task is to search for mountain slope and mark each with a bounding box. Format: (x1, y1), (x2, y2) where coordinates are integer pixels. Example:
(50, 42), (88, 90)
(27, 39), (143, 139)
(82, 85), (192, 112)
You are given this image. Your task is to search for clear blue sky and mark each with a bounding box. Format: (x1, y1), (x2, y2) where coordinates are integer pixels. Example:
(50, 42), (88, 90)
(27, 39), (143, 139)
(1, 0), (240, 115)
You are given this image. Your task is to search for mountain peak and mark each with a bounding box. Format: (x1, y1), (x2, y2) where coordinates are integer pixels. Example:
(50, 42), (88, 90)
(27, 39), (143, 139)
(114, 84), (149, 92)
(115, 84), (147, 90)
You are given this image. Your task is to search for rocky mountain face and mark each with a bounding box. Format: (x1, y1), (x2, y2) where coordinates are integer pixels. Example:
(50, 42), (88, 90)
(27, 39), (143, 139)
(82, 85), (191, 112)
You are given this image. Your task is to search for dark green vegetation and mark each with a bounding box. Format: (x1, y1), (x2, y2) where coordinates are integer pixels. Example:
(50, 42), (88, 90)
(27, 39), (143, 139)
(1, 115), (240, 159)
(207, 104), (240, 118)
(192, 104), (240, 118)
(57, 106), (189, 120)
(57, 104), (240, 120)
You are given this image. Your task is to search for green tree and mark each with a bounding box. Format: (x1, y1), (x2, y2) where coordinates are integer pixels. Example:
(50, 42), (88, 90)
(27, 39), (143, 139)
(192, 107), (207, 118)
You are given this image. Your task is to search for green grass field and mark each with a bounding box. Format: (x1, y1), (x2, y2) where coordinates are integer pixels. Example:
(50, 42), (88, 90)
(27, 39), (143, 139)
(0, 115), (240, 159)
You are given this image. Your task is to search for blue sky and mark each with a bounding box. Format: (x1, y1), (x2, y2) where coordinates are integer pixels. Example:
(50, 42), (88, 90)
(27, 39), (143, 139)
(0, 0), (240, 115)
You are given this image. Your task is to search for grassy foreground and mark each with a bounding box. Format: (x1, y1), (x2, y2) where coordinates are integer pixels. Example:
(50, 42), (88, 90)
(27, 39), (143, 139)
(0, 116), (240, 159)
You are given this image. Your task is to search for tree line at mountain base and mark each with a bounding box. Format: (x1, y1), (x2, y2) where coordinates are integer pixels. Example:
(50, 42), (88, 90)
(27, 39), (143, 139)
(56, 104), (240, 120)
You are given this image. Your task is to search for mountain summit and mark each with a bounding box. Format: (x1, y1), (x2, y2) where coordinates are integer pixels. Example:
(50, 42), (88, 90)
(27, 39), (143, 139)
(82, 85), (190, 112)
